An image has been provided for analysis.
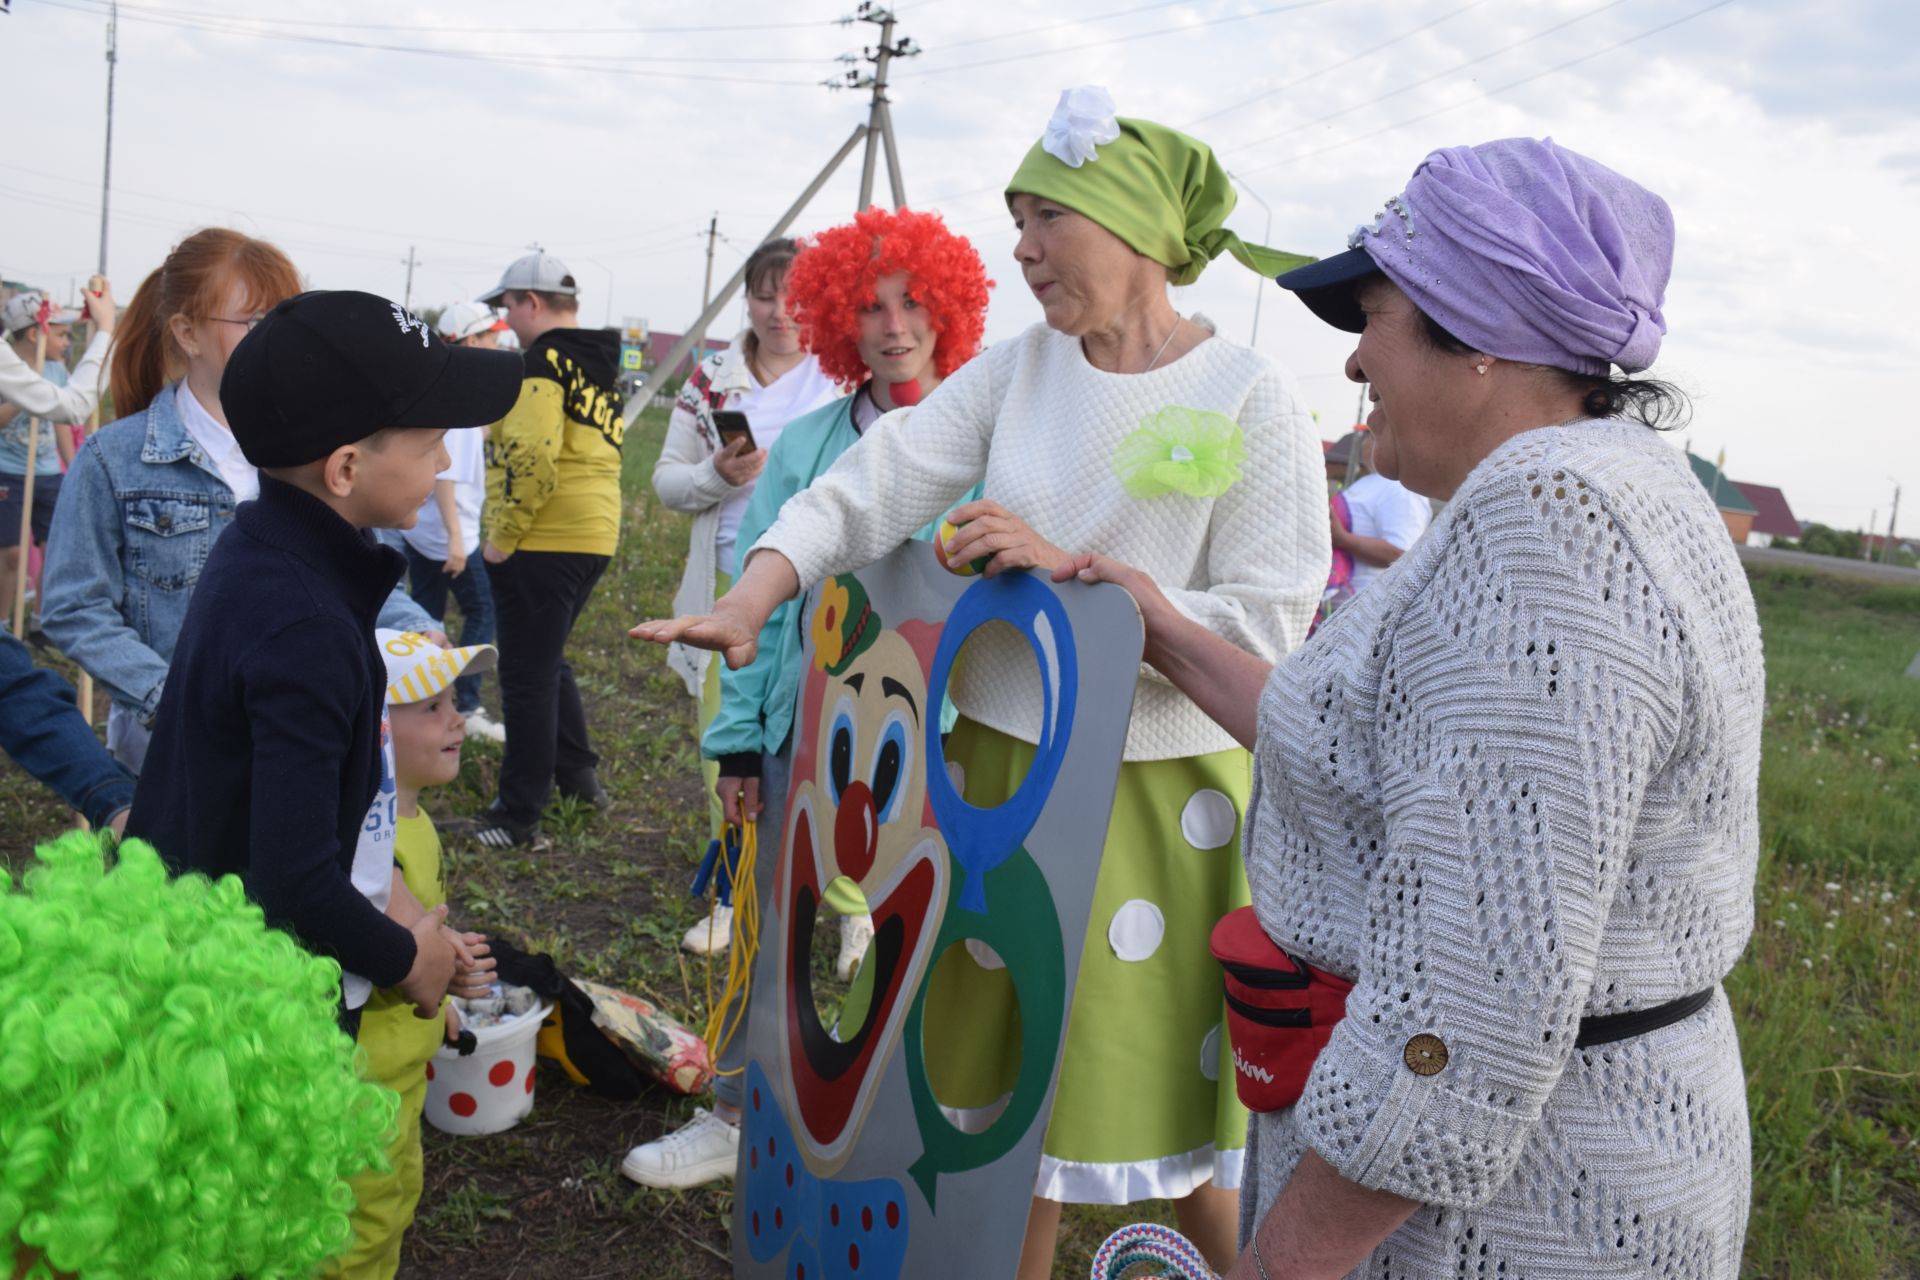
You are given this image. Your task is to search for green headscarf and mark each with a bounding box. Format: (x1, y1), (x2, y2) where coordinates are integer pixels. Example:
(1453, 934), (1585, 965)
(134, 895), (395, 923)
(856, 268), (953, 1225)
(1006, 87), (1314, 287)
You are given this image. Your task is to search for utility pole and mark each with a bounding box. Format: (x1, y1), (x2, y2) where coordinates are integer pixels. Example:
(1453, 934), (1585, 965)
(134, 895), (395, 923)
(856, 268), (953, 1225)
(1863, 510), (1876, 561)
(622, 125), (871, 423)
(621, 8), (918, 412)
(830, 2), (917, 210)
(1883, 484), (1901, 565)
(693, 213), (718, 362)
(401, 245), (418, 309)
(97, 0), (118, 274)
(1227, 169), (1271, 347)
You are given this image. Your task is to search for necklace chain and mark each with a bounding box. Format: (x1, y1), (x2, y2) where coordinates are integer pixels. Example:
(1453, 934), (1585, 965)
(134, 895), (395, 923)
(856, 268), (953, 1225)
(1141, 315), (1182, 374)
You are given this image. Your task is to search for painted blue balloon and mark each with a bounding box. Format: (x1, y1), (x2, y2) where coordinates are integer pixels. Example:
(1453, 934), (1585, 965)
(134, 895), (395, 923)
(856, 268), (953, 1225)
(924, 572), (1078, 914)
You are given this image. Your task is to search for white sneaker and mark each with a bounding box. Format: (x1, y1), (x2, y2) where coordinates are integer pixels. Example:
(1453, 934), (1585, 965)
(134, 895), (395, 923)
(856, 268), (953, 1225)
(681, 902), (733, 955)
(620, 1108), (740, 1189)
(463, 707), (507, 744)
(836, 913), (875, 982)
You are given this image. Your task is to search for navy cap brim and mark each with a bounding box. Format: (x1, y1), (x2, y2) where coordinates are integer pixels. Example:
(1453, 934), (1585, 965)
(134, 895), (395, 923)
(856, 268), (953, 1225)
(1274, 247), (1380, 334)
(391, 345), (524, 430)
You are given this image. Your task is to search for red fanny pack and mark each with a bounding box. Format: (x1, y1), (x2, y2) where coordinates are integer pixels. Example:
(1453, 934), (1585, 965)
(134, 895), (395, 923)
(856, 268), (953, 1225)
(1209, 906), (1354, 1112)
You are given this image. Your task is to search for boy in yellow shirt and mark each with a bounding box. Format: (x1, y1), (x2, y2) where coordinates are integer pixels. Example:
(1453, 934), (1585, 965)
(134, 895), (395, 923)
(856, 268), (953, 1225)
(473, 251), (625, 849)
(328, 629), (500, 1279)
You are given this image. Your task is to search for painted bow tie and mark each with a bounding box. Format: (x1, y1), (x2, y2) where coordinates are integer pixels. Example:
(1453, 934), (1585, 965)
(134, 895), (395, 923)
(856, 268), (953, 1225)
(742, 1060), (911, 1280)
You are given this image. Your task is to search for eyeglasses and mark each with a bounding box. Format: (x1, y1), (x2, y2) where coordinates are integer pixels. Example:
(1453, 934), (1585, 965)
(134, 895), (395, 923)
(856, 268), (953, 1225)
(210, 315), (268, 331)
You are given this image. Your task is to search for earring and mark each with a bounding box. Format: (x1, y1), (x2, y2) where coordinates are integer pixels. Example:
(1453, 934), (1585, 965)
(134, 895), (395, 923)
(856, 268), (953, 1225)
(1475, 362), (1489, 375)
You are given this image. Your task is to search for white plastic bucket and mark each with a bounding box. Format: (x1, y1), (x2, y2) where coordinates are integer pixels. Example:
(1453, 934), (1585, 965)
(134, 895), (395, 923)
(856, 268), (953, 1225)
(423, 1001), (552, 1136)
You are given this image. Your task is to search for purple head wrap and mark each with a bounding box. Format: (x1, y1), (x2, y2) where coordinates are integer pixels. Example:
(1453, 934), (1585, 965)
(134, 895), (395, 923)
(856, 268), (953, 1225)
(1353, 137), (1674, 375)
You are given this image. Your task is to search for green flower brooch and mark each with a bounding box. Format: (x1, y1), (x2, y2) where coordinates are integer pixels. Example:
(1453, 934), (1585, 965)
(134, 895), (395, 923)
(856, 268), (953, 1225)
(1110, 406), (1246, 499)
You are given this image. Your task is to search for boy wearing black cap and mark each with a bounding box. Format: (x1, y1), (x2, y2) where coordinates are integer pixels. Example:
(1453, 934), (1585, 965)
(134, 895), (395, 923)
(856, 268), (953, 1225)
(126, 290), (524, 1031)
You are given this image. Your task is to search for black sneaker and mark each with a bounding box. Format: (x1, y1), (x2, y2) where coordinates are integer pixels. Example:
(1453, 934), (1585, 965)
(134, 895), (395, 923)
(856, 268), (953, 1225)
(555, 771), (611, 810)
(465, 808), (548, 850)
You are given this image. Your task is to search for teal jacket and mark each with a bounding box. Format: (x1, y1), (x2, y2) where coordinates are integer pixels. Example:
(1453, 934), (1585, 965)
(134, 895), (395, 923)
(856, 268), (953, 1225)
(701, 391), (979, 769)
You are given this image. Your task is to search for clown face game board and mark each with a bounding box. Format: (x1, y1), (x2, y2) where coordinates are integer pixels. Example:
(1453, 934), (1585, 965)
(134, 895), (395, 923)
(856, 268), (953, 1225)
(732, 541), (1143, 1280)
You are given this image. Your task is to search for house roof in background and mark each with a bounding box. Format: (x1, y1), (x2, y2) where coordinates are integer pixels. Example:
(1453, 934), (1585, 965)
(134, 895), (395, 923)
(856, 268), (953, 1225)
(1687, 453), (1759, 515)
(1732, 481), (1802, 538)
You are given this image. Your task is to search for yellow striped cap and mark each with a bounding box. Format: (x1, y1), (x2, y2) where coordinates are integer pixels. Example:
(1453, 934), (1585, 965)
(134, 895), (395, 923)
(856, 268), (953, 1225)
(375, 629), (499, 707)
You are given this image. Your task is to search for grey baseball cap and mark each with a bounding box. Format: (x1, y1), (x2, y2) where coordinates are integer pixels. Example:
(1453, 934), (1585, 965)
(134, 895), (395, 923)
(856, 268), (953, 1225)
(3, 290), (82, 337)
(477, 251), (579, 304)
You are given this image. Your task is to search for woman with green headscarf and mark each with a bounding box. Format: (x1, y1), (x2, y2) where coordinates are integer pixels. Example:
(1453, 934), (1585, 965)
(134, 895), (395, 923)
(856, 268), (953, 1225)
(633, 86), (1331, 1276)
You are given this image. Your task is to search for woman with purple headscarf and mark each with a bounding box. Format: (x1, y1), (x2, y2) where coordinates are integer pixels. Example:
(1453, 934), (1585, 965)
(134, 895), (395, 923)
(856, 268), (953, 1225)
(1063, 138), (1761, 1277)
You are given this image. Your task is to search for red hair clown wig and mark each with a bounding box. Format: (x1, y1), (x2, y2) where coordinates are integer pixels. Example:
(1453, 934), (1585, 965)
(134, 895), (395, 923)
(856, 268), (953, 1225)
(785, 207), (993, 388)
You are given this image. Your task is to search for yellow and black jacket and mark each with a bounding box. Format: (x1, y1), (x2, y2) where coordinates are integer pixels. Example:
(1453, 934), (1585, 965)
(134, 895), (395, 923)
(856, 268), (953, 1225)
(485, 327), (625, 555)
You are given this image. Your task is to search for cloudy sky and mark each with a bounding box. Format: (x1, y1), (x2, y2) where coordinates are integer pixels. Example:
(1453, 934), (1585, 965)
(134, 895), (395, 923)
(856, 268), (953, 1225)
(8, 0), (1915, 534)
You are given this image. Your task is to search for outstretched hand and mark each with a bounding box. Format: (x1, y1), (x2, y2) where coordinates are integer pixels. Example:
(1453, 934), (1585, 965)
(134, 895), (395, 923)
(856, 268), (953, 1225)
(630, 609), (760, 670)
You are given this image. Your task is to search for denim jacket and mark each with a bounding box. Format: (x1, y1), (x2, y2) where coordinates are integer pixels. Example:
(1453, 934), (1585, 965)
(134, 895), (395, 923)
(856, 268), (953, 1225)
(39, 383), (435, 724)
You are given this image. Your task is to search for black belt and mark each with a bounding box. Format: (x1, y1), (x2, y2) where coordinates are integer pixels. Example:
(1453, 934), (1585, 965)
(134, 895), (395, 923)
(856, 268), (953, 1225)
(1574, 987), (1717, 1049)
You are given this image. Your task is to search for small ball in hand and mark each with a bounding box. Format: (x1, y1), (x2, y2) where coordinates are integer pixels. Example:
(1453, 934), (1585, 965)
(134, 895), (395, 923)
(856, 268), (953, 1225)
(934, 519), (990, 577)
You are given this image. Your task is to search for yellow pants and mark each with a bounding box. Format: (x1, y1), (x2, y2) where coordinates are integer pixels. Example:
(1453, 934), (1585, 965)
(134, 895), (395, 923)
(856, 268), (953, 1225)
(323, 997), (442, 1279)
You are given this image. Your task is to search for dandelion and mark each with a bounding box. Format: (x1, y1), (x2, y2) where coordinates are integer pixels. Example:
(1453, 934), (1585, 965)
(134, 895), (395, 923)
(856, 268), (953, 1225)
(1825, 882), (1842, 893)
(1824, 921), (1836, 930)
(1786, 902), (1799, 912)
(1851, 895), (1863, 904)
(1801, 958), (1814, 969)
(1815, 778), (1826, 786)
(1885, 917), (1895, 927)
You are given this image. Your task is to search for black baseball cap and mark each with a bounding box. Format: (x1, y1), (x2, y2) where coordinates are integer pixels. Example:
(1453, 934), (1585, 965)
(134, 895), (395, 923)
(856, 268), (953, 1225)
(1274, 247), (1380, 334)
(220, 289), (524, 469)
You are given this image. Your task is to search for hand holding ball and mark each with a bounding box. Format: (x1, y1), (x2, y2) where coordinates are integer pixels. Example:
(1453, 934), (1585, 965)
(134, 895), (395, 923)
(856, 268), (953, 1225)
(934, 519), (991, 577)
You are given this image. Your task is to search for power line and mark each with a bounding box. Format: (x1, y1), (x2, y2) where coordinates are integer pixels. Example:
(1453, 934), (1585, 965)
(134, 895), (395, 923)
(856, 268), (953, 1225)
(1181, 0), (1487, 131)
(927, 0), (1198, 54)
(1234, 0), (1738, 176)
(1222, 0), (1634, 158)
(33, 0), (828, 83)
(906, 0), (1339, 78)
(0, 160), (516, 252)
(46, 0), (853, 35)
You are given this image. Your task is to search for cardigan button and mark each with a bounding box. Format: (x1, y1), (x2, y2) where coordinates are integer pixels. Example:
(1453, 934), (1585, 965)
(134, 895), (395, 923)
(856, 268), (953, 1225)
(1403, 1033), (1449, 1076)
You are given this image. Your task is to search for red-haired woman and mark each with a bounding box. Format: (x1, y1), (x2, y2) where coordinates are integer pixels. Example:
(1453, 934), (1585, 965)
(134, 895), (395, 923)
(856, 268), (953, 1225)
(621, 205), (991, 1192)
(40, 228), (438, 771)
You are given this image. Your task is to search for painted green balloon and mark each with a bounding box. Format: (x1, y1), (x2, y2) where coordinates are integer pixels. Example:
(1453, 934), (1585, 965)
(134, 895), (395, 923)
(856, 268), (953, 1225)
(903, 847), (1065, 1209)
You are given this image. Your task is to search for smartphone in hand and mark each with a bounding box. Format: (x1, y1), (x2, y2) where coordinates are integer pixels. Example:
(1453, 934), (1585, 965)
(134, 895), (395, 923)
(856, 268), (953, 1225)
(713, 409), (756, 451)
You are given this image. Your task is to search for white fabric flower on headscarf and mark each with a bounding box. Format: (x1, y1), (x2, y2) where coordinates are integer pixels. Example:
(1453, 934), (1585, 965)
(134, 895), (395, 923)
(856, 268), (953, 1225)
(1042, 85), (1121, 168)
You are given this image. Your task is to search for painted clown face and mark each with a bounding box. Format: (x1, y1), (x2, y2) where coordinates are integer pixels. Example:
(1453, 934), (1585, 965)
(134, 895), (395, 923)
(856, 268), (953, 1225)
(780, 627), (949, 1174)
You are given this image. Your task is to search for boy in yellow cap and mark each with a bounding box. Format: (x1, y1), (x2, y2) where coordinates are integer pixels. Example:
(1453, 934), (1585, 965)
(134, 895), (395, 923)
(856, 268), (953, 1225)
(327, 628), (501, 1279)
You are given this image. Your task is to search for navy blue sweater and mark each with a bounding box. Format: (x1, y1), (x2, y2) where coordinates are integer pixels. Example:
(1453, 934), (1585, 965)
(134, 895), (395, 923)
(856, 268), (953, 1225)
(129, 474), (417, 988)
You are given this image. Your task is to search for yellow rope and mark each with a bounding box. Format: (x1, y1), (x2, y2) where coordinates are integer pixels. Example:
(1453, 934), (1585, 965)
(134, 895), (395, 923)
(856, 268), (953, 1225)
(704, 820), (760, 1076)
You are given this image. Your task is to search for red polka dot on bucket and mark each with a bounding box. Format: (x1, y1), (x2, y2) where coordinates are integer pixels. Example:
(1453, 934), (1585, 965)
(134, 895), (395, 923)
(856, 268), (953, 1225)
(448, 1092), (478, 1117)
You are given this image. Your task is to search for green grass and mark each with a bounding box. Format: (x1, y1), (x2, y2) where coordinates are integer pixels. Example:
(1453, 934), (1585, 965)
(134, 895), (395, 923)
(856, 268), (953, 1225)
(2, 433), (1916, 1276)
(1729, 571), (1920, 1277)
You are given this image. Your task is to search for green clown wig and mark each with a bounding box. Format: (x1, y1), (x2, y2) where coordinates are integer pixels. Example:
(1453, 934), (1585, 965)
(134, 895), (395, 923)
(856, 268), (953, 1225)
(1, 833), (395, 1280)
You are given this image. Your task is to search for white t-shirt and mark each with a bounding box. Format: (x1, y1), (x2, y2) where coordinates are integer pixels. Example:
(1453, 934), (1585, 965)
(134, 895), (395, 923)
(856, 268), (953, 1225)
(176, 379), (258, 503)
(1341, 472), (1433, 592)
(713, 354), (839, 577)
(341, 710), (399, 1011)
(403, 426), (485, 560)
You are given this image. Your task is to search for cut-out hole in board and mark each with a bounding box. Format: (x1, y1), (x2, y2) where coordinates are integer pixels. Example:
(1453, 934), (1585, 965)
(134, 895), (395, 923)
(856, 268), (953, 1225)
(919, 937), (1022, 1134)
(807, 874), (875, 1040)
